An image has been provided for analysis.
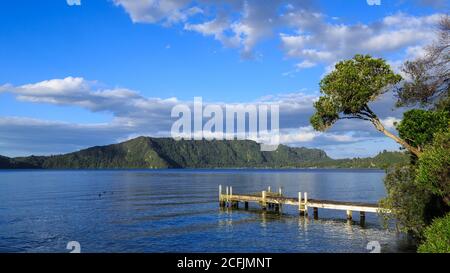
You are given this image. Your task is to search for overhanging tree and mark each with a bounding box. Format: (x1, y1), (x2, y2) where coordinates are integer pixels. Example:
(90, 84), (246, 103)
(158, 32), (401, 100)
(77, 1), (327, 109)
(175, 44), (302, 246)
(310, 54), (422, 157)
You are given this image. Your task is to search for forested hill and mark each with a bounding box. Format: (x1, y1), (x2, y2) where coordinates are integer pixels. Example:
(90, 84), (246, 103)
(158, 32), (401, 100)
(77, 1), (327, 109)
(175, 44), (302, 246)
(0, 137), (408, 169)
(0, 137), (329, 169)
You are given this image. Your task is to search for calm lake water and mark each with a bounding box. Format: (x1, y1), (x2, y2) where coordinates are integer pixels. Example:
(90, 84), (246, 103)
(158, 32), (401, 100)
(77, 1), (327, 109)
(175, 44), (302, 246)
(0, 169), (414, 253)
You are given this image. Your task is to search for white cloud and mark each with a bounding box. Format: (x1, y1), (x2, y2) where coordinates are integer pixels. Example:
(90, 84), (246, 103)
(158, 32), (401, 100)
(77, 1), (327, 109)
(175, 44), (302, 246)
(279, 126), (320, 143)
(296, 60), (316, 69)
(113, 0), (193, 24)
(0, 77), (408, 157)
(115, 0), (316, 58)
(111, 1), (443, 66)
(281, 12), (443, 69)
(381, 117), (401, 130)
(67, 0), (81, 6)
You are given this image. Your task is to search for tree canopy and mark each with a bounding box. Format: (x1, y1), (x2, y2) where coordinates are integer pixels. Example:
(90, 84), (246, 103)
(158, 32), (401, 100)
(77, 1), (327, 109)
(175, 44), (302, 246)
(397, 109), (449, 152)
(310, 54), (421, 156)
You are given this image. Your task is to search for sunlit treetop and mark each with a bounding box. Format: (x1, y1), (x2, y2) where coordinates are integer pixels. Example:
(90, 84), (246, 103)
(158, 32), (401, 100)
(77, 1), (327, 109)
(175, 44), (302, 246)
(310, 54), (422, 157)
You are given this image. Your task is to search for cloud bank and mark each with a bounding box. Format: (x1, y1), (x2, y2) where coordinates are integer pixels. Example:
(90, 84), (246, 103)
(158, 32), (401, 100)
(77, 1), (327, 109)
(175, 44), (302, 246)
(0, 76), (406, 158)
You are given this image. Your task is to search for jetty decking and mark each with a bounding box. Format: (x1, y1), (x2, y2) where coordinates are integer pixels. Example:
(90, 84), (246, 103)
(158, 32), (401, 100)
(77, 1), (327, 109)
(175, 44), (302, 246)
(219, 185), (390, 224)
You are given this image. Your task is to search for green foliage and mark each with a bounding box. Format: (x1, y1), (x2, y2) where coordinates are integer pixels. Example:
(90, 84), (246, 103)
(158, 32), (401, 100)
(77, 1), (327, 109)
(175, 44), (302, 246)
(397, 109), (449, 150)
(380, 165), (431, 236)
(0, 155), (44, 169)
(2, 137), (332, 169)
(415, 131), (450, 204)
(381, 132), (450, 239)
(418, 213), (450, 253)
(0, 137), (408, 169)
(311, 54), (402, 131)
(310, 97), (339, 131)
(322, 150), (409, 169)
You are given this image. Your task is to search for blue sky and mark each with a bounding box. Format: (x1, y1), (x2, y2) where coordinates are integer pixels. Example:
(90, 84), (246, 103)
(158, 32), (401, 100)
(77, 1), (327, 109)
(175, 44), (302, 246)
(0, 0), (447, 158)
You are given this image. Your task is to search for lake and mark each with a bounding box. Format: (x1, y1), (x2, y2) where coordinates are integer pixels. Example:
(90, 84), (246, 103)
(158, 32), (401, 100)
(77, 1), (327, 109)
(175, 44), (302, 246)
(0, 169), (414, 253)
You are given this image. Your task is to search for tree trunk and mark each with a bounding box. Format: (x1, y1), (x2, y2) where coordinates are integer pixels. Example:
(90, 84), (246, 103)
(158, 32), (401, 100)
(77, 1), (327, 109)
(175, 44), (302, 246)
(371, 118), (422, 157)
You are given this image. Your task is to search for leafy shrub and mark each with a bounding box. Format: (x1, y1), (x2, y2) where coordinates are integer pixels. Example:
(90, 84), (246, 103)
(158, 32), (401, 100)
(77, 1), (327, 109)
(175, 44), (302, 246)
(397, 109), (449, 151)
(415, 131), (450, 205)
(380, 165), (431, 236)
(418, 213), (450, 253)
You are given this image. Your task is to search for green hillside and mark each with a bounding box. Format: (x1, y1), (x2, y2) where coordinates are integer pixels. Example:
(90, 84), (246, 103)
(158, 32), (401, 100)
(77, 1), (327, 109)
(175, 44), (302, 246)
(0, 137), (407, 169)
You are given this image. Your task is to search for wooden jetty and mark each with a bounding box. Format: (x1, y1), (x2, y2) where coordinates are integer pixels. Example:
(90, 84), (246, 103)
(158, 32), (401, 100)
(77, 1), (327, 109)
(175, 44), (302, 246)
(219, 185), (390, 224)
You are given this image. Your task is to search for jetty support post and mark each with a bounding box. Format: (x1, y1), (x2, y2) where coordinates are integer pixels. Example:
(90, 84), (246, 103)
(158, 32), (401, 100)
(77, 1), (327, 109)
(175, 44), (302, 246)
(360, 211), (366, 225)
(276, 187), (282, 211)
(262, 190), (267, 210)
(230, 186), (237, 209)
(244, 202), (249, 210)
(267, 187), (272, 209)
(298, 192), (308, 216)
(313, 207), (318, 220)
(346, 210), (353, 220)
(274, 203), (281, 212)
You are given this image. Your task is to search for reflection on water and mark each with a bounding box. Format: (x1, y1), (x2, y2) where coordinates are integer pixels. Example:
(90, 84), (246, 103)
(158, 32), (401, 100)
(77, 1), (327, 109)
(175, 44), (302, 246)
(0, 169), (415, 253)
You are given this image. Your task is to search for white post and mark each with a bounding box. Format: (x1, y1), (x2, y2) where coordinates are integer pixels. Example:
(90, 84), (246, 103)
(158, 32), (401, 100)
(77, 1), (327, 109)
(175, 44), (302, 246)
(268, 186), (271, 192)
(230, 186), (233, 197)
(226, 186), (229, 207)
(278, 187), (282, 196)
(298, 192), (302, 212)
(304, 192), (308, 216)
(219, 185), (222, 205)
(262, 190), (267, 210)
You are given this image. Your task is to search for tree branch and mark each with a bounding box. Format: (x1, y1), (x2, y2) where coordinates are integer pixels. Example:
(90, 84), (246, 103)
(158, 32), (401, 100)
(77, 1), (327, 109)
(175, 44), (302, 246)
(370, 115), (422, 157)
(338, 115), (371, 121)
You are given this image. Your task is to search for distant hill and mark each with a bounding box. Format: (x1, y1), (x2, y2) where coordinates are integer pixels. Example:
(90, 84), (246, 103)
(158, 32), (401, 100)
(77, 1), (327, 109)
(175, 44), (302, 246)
(0, 155), (42, 169)
(0, 137), (408, 169)
(310, 150), (409, 169)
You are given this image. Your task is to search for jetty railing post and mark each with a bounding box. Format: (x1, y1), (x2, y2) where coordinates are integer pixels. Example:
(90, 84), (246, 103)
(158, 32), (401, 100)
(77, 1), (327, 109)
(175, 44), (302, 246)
(268, 186), (271, 193)
(219, 185), (224, 207)
(298, 192), (303, 216)
(277, 187), (283, 212)
(313, 207), (318, 219)
(262, 190), (267, 210)
(230, 186), (234, 208)
(226, 186), (229, 208)
(304, 192), (308, 216)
